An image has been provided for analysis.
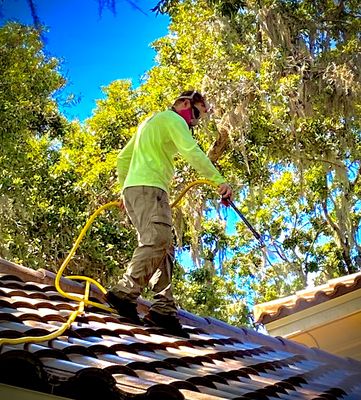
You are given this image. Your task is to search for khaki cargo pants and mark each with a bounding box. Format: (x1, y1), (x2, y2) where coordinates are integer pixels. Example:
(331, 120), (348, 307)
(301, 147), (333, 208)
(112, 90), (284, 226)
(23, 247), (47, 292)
(112, 186), (178, 315)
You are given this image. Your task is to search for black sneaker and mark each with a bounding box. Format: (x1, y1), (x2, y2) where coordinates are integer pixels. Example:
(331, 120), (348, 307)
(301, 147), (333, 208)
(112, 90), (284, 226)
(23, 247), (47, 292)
(105, 291), (142, 324)
(143, 310), (189, 338)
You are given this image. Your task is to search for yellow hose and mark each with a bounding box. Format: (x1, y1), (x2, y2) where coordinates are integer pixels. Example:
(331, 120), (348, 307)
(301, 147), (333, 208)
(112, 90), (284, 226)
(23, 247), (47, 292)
(0, 179), (218, 345)
(171, 179), (218, 208)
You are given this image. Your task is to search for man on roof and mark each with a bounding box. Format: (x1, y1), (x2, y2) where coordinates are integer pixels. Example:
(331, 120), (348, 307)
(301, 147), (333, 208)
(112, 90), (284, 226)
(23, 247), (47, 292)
(106, 90), (232, 338)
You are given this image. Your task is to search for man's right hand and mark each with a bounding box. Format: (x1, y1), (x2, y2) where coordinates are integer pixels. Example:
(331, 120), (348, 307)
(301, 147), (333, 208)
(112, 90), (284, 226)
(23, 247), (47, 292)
(218, 183), (233, 200)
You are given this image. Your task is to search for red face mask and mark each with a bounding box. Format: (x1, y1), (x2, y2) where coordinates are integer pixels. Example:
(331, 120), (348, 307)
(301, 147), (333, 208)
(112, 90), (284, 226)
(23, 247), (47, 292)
(177, 108), (193, 126)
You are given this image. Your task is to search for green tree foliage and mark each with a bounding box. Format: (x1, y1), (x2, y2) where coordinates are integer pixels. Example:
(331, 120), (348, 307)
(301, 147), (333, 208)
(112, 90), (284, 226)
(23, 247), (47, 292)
(0, 22), (68, 268)
(2, 0), (361, 327)
(0, 23), (65, 144)
(143, 0), (361, 305)
(54, 80), (141, 285)
(0, 24), (136, 286)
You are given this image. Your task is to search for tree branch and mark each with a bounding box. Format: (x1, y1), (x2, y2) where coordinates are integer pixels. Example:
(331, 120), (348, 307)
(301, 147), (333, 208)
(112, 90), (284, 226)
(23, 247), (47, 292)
(322, 199), (341, 238)
(346, 161), (361, 198)
(299, 156), (345, 169)
(207, 127), (229, 163)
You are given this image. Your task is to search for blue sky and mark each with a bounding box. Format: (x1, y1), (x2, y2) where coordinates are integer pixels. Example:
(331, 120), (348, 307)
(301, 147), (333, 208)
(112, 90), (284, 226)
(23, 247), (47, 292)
(0, 0), (169, 121)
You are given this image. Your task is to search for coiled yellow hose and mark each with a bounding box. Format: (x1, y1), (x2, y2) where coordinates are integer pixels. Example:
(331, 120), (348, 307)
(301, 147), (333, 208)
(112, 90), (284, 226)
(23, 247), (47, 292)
(0, 179), (218, 345)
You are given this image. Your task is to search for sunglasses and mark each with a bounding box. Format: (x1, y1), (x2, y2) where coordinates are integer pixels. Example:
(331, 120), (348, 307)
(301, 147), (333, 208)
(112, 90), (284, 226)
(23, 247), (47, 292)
(192, 105), (201, 120)
(177, 91), (209, 116)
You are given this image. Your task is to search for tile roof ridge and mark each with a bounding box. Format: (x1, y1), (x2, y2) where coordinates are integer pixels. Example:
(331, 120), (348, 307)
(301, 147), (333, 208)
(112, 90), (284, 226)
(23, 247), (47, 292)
(178, 308), (361, 373)
(327, 270), (361, 285)
(0, 257), (47, 283)
(253, 271), (361, 324)
(0, 257), (103, 301)
(0, 257), (154, 321)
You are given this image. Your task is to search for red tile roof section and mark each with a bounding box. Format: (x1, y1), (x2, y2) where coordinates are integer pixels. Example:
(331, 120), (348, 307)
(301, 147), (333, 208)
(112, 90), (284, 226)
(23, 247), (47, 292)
(1, 257), (361, 400)
(253, 271), (361, 325)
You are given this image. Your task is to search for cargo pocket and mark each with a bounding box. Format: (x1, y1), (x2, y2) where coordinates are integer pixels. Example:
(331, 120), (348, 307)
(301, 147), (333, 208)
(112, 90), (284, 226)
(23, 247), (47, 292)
(145, 190), (172, 249)
(138, 188), (172, 247)
(152, 190), (172, 227)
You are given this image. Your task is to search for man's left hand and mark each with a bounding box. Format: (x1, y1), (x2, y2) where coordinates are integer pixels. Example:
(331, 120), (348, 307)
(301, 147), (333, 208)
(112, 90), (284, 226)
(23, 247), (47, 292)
(218, 183), (233, 200)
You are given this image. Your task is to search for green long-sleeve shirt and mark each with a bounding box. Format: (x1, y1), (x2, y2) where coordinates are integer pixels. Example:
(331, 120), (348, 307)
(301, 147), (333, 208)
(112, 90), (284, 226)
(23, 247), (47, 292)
(117, 109), (225, 193)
